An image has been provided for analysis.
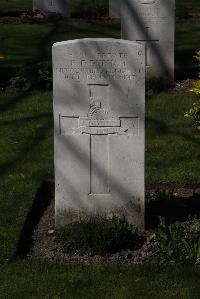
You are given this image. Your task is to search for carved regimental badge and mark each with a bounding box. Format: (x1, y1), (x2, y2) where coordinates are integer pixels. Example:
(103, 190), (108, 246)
(60, 84), (139, 136)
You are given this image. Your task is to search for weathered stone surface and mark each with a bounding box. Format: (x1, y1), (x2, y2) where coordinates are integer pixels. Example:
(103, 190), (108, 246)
(33, 0), (70, 18)
(53, 38), (145, 230)
(109, 0), (121, 18)
(121, 0), (175, 79)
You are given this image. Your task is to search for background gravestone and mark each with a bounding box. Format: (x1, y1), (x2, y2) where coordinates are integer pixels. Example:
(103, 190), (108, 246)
(33, 0), (70, 18)
(121, 0), (175, 79)
(109, 0), (121, 18)
(53, 38), (145, 230)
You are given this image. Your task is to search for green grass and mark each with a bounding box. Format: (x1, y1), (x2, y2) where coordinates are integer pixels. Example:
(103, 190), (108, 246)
(0, 91), (53, 263)
(0, 260), (200, 298)
(0, 0), (32, 14)
(146, 91), (200, 183)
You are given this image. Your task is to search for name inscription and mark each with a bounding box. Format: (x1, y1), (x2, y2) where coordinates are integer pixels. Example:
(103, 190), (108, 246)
(56, 52), (136, 81)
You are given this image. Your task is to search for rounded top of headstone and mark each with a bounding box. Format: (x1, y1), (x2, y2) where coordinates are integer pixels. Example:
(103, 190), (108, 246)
(53, 38), (144, 48)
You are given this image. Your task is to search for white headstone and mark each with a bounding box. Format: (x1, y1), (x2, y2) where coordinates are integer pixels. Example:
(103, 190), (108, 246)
(53, 38), (145, 230)
(109, 0), (121, 18)
(121, 0), (175, 79)
(33, 0), (70, 18)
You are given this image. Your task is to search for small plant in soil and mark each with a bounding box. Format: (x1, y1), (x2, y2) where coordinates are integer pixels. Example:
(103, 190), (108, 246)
(155, 217), (200, 265)
(56, 216), (142, 256)
(9, 75), (31, 91)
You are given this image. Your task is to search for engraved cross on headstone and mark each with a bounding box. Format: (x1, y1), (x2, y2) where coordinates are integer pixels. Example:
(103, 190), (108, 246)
(136, 27), (159, 67)
(59, 84), (138, 196)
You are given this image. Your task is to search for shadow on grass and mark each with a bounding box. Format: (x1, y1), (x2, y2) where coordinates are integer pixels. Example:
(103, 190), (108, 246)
(146, 192), (200, 229)
(14, 181), (53, 258)
(0, 114), (52, 179)
(146, 115), (200, 146)
(175, 48), (199, 80)
(0, 92), (30, 112)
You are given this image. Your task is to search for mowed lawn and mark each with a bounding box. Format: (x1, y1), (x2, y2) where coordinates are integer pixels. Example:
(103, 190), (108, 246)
(0, 11), (200, 299)
(1, 261), (200, 298)
(0, 0), (32, 13)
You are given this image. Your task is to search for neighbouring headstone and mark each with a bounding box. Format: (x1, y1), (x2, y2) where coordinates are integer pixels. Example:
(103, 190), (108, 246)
(121, 0), (175, 79)
(109, 0), (121, 18)
(53, 38), (145, 230)
(33, 0), (70, 18)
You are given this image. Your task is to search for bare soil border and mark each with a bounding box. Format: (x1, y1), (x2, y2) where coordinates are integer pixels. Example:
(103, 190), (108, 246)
(14, 180), (200, 264)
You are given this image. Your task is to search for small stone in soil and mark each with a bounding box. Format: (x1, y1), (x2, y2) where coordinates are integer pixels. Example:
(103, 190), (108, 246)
(48, 229), (54, 235)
